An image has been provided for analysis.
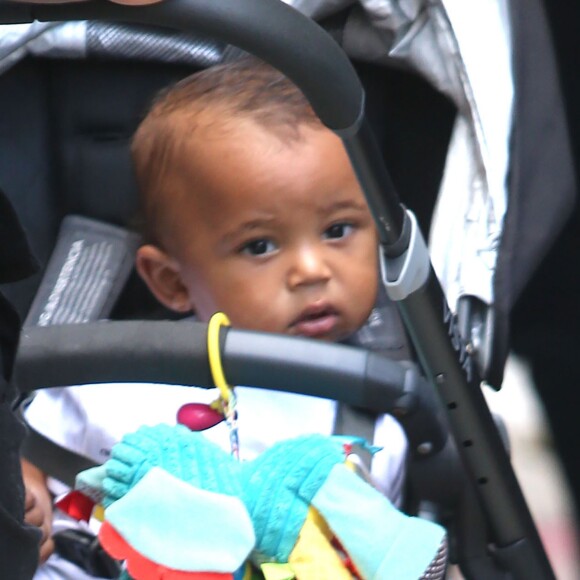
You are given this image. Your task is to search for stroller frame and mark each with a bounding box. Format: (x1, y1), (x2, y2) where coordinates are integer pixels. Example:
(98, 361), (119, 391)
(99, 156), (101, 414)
(2, 0), (555, 578)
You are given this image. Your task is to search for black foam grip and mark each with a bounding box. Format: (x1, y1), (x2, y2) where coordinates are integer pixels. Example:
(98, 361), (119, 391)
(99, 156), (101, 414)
(16, 320), (405, 410)
(15, 321), (448, 455)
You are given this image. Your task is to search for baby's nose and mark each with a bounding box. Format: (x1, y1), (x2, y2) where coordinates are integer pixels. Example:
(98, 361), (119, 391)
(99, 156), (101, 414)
(287, 247), (332, 289)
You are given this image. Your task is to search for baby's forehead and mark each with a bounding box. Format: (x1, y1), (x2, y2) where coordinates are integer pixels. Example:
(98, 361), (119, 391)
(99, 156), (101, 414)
(168, 91), (324, 145)
(165, 106), (343, 194)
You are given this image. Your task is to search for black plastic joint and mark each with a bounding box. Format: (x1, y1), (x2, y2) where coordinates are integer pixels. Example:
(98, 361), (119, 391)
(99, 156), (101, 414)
(382, 207), (411, 258)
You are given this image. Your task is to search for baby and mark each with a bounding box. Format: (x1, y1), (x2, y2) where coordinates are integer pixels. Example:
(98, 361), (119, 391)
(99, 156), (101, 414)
(23, 56), (408, 579)
(133, 58), (378, 341)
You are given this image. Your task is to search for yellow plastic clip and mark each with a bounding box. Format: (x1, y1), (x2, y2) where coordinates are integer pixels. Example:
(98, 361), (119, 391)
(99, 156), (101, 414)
(207, 312), (233, 404)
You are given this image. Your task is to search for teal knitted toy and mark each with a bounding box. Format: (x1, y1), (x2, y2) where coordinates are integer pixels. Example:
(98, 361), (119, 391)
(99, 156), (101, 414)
(101, 423), (243, 506)
(75, 424), (447, 580)
(240, 434), (447, 578)
(80, 424), (252, 579)
(241, 434), (345, 564)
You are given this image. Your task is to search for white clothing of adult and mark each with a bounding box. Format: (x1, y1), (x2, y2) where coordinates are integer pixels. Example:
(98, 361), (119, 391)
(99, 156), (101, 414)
(25, 383), (408, 580)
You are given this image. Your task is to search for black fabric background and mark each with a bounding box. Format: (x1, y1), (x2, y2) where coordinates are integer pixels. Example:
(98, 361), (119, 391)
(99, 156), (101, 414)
(511, 1), (580, 528)
(0, 187), (39, 579)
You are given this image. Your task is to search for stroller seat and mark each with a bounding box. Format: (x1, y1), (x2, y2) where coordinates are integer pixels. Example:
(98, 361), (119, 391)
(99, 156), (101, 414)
(0, 1), (573, 578)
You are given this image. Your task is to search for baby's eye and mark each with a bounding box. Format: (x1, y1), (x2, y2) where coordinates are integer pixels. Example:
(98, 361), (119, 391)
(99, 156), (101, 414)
(324, 223), (354, 240)
(240, 239), (278, 256)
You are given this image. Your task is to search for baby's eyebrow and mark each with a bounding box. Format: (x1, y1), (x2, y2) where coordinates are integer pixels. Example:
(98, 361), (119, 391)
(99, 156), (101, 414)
(219, 217), (276, 246)
(318, 199), (368, 214)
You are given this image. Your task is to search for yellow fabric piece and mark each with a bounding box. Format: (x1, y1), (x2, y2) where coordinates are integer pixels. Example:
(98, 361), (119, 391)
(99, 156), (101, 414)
(242, 562), (255, 580)
(93, 504), (105, 522)
(261, 562), (296, 580)
(344, 458), (357, 473)
(288, 510), (351, 580)
(307, 506), (332, 541)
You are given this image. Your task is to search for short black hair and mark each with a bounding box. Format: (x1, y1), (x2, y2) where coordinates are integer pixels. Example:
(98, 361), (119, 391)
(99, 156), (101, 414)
(131, 56), (321, 243)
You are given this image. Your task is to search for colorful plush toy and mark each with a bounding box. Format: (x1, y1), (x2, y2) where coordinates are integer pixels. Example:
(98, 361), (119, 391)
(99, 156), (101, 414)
(70, 424), (447, 580)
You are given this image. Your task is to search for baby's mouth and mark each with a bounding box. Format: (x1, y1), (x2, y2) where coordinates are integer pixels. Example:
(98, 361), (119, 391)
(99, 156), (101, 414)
(290, 303), (339, 338)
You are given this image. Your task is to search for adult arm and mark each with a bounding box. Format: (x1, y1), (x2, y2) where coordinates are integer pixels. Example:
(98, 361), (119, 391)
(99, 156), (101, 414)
(0, 186), (40, 579)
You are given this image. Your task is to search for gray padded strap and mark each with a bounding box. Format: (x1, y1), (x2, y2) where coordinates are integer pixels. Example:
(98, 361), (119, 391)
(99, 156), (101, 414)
(343, 281), (413, 361)
(24, 215), (140, 328)
(333, 404), (377, 471)
(19, 398), (98, 488)
(21, 216), (139, 485)
(22, 424), (98, 489)
(334, 282), (411, 470)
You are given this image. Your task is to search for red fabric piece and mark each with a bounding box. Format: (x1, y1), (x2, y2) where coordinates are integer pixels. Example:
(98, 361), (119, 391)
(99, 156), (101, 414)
(99, 521), (233, 580)
(54, 490), (95, 523)
(331, 536), (362, 579)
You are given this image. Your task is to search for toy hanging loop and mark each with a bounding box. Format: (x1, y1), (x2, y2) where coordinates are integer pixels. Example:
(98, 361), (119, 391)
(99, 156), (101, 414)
(207, 312), (233, 404)
(207, 312), (240, 460)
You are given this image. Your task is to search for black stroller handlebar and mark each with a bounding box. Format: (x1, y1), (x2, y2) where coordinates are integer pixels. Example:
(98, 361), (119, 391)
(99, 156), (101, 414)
(15, 320), (448, 457)
(1, 0), (364, 134)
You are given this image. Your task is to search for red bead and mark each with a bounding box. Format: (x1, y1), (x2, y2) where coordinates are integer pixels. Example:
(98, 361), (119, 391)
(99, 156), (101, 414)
(177, 403), (224, 431)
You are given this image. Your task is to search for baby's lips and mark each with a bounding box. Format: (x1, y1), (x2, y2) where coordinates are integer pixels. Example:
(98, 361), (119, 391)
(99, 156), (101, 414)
(177, 403), (224, 431)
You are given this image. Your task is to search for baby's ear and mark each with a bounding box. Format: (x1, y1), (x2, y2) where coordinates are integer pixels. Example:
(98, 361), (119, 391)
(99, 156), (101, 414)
(135, 244), (193, 313)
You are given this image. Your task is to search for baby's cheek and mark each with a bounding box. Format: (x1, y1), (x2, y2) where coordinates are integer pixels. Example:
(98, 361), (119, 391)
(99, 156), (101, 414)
(227, 294), (289, 334)
(352, 270), (379, 320)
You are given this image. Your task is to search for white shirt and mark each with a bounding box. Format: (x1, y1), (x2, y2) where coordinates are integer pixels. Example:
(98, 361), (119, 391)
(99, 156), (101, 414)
(25, 382), (408, 502)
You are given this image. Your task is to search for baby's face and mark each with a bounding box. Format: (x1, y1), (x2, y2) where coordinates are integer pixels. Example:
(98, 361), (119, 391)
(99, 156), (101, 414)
(166, 120), (378, 341)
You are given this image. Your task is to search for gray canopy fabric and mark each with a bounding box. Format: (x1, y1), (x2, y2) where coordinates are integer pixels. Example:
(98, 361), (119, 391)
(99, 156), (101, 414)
(290, 0), (576, 387)
(287, 0), (513, 316)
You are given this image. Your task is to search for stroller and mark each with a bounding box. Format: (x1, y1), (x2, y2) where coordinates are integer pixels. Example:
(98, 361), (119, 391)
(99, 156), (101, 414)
(0, 0), (574, 578)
